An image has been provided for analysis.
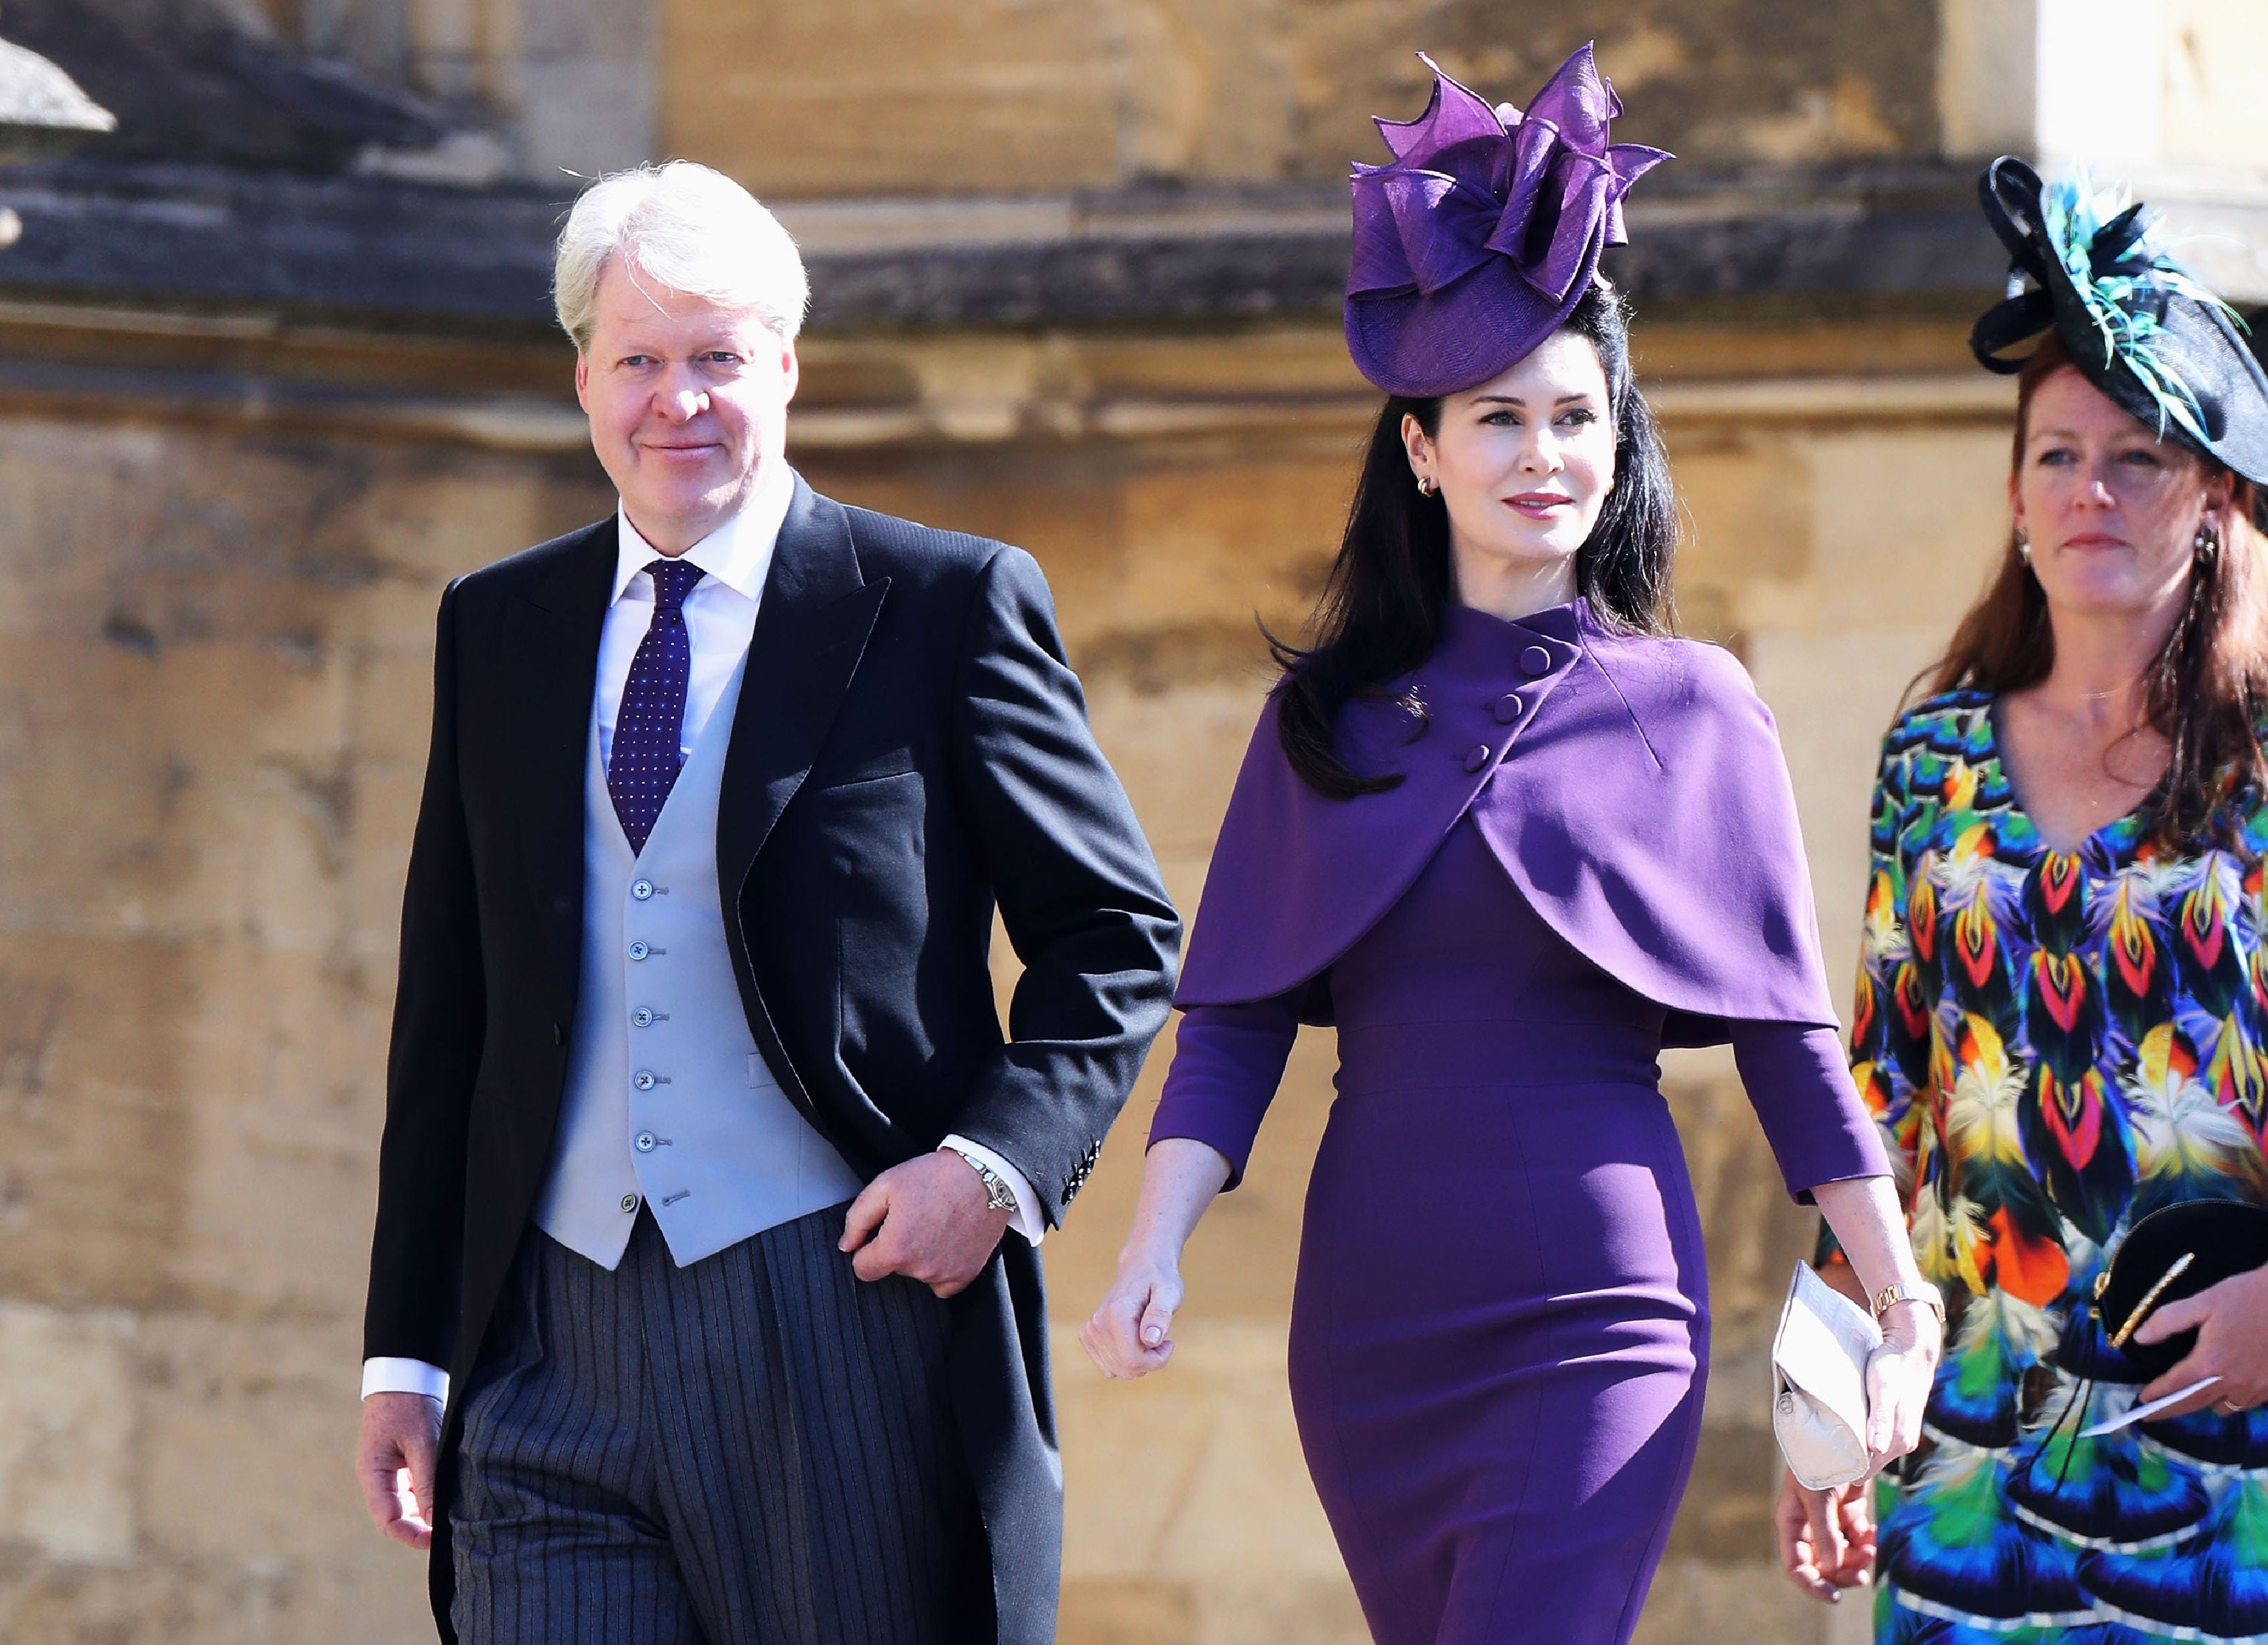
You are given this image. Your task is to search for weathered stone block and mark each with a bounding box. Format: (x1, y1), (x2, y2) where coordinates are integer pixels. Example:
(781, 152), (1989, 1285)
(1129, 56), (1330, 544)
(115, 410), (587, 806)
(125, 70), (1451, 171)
(135, 1316), (374, 1568)
(0, 1301), (135, 1564)
(1055, 1319), (1347, 1581)
(661, 0), (1122, 195)
(1635, 1556), (1831, 1644)
(0, 935), (191, 1311)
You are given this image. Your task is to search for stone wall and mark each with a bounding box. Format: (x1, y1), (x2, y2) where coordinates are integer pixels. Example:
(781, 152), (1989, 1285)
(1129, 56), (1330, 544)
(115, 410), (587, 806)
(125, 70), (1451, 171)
(13, 0), (2253, 1639)
(659, 0), (1941, 198)
(193, 0), (2268, 191)
(0, 311), (2015, 1641)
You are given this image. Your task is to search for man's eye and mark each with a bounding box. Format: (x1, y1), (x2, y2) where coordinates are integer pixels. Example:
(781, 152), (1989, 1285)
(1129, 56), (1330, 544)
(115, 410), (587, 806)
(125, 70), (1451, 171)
(707, 352), (740, 365)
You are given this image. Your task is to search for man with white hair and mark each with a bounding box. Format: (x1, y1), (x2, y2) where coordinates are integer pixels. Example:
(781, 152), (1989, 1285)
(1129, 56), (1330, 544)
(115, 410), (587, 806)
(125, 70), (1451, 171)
(354, 161), (1179, 1644)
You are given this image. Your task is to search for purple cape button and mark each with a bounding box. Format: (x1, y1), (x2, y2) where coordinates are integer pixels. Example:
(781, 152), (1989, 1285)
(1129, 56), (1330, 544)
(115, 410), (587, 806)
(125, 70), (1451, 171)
(1520, 645), (1552, 676)
(1494, 694), (1524, 724)
(1464, 744), (1492, 773)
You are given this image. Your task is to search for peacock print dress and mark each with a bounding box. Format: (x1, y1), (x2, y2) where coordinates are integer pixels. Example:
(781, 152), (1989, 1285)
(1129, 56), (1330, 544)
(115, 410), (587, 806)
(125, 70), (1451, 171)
(1832, 689), (2268, 1643)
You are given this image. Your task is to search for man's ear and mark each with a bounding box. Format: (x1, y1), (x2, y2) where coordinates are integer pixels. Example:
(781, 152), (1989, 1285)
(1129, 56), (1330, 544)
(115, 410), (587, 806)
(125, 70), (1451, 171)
(574, 350), (592, 414)
(780, 338), (800, 407)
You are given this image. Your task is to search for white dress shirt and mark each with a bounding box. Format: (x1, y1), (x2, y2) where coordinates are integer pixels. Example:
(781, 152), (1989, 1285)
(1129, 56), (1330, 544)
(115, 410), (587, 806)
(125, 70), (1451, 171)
(363, 473), (1041, 1402)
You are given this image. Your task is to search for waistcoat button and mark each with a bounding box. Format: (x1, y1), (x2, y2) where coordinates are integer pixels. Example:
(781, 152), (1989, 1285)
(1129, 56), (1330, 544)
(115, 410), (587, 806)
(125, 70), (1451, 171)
(620, 1193), (640, 1214)
(1520, 645), (1552, 676)
(628, 941), (650, 961)
(634, 1069), (657, 1091)
(632, 1007), (655, 1028)
(631, 878), (655, 901)
(635, 1131), (657, 1153)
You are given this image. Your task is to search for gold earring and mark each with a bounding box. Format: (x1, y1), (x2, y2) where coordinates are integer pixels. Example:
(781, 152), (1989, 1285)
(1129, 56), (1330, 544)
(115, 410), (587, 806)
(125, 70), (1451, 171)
(1416, 474), (1438, 497)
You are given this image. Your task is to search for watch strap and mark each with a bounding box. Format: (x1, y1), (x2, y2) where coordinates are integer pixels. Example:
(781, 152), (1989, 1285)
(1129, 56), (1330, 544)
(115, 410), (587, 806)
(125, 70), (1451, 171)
(945, 1146), (1019, 1215)
(1871, 1280), (1945, 1323)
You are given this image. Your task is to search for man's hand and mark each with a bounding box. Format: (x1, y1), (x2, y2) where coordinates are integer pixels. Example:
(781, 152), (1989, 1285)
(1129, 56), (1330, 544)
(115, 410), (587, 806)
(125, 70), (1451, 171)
(2133, 1261), (2268, 1418)
(839, 1150), (1012, 1298)
(357, 1391), (444, 1550)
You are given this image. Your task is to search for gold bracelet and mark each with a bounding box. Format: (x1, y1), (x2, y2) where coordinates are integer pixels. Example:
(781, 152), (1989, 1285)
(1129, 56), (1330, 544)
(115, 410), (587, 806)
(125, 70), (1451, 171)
(1872, 1281), (1945, 1323)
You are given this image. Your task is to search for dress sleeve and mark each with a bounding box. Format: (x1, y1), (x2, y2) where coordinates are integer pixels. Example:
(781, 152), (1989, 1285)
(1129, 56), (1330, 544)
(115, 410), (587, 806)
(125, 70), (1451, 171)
(1732, 1020), (1891, 1203)
(1147, 995), (1302, 1190)
(1818, 731), (1928, 1262)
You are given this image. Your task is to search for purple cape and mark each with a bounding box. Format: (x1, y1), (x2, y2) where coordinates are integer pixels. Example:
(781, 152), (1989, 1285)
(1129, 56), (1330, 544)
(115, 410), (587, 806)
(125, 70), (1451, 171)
(1175, 600), (1843, 1044)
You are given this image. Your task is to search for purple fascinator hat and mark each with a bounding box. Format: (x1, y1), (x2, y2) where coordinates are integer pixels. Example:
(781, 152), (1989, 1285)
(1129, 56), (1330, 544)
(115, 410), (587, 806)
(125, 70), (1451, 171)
(1345, 45), (1671, 398)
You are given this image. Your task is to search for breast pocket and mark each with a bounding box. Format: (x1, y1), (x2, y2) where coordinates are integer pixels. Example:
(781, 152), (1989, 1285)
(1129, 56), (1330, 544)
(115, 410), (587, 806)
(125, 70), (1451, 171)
(808, 750), (919, 792)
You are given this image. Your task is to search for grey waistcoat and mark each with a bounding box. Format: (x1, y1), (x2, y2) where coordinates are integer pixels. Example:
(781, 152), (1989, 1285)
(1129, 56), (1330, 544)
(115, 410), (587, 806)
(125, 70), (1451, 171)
(533, 654), (863, 1269)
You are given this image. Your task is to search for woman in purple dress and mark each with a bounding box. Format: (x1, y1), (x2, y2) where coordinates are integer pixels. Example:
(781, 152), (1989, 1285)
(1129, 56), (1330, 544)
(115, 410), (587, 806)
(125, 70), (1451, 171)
(1080, 47), (1943, 1645)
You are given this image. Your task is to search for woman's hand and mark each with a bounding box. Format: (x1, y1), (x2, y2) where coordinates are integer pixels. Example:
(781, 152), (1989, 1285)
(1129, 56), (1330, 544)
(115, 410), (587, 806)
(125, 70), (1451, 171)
(2132, 1260), (2268, 1418)
(1081, 1137), (1231, 1382)
(1864, 1299), (1940, 1469)
(1081, 1247), (1186, 1380)
(1774, 1472), (1876, 1602)
(1809, 1176), (1940, 1466)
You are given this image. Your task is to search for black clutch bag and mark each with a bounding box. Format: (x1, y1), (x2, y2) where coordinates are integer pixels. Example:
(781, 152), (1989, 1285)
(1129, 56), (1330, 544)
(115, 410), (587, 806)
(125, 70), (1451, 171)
(2089, 1200), (2268, 1384)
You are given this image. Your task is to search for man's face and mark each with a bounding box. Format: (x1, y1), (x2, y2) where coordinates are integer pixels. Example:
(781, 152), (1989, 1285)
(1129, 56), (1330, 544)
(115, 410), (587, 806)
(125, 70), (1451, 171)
(574, 257), (798, 554)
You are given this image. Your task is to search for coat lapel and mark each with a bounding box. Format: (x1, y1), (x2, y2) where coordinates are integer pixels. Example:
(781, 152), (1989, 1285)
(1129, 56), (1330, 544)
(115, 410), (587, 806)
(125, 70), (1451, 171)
(504, 520), (616, 1000)
(716, 477), (891, 900)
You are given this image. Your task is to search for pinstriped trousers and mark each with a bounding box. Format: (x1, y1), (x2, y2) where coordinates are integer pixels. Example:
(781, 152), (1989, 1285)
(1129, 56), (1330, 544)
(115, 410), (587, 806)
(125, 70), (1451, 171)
(450, 1205), (991, 1644)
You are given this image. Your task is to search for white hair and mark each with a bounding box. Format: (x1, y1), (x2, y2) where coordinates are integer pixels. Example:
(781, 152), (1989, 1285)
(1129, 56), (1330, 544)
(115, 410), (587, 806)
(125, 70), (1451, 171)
(553, 160), (810, 352)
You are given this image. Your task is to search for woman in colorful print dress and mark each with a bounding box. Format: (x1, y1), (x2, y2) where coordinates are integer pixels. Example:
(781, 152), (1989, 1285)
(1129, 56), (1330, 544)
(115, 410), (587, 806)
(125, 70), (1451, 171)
(1778, 159), (2268, 1642)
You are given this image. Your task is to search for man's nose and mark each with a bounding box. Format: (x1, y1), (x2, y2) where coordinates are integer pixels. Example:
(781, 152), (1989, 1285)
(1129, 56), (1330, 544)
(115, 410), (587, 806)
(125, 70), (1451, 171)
(657, 366), (709, 421)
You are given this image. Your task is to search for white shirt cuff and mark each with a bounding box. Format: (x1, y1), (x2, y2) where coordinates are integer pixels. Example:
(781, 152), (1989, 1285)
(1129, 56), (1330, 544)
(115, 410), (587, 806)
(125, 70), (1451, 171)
(939, 1136), (1045, 1245)
(362, 1357), (451, 1402)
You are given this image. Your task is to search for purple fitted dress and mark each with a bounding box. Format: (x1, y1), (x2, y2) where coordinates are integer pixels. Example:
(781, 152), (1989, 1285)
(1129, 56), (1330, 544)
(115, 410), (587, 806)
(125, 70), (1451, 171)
(1152, 600), (1886, 1645)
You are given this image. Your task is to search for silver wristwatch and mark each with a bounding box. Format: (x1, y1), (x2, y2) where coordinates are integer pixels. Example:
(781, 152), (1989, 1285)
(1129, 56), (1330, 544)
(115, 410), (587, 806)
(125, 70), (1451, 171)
(945, 1147), (1020, 1216)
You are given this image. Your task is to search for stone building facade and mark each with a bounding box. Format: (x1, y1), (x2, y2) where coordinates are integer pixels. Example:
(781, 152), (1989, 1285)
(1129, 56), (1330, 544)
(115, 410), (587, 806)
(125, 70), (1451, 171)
(0, 1), (2264, 1641)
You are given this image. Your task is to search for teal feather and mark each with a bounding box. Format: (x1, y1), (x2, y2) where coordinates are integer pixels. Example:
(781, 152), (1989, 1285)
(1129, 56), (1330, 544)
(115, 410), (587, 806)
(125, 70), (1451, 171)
(2041, 173), (2247, 446)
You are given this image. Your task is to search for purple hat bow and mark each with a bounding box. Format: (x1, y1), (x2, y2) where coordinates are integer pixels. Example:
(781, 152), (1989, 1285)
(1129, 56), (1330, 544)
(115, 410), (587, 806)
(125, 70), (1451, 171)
(1345, 46), (1670, 397)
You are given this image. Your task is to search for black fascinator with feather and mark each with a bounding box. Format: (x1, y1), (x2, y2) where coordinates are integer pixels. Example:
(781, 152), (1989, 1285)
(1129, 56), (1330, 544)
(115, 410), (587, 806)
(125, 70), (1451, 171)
(1971, 155), (2268, 487)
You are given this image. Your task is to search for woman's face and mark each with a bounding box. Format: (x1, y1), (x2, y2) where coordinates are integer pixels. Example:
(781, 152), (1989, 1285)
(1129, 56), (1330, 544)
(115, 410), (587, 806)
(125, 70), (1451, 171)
(1404, 330), (1617, 591)
(2013, 366), (2231, 620)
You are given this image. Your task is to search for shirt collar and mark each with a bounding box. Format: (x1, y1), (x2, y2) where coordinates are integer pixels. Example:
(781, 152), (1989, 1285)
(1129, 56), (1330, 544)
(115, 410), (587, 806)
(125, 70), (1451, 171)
(612, 462), (795, 608)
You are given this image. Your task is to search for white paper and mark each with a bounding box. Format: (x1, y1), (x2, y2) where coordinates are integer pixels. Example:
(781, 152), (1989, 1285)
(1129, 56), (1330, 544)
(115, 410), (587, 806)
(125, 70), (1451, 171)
(2078, 1376), (2223, 1438)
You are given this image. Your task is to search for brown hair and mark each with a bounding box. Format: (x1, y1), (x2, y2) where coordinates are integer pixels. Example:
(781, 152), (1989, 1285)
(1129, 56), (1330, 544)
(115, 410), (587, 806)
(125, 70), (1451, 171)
(1918, 333), (2268, 849)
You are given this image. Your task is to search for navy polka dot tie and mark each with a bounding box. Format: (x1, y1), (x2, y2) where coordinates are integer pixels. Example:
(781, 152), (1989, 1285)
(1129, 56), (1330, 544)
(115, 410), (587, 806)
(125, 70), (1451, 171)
(607, 558), (705, 855)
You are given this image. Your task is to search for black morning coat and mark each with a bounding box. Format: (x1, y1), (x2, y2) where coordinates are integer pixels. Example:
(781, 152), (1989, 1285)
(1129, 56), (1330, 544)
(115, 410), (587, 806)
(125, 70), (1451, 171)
(362, 474), (1183, 1643)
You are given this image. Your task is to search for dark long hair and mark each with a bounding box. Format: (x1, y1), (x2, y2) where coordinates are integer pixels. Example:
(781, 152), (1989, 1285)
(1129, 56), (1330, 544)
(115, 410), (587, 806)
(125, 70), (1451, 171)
(1917, 333), (2268, 850)
(1271, 282), (1678, 798)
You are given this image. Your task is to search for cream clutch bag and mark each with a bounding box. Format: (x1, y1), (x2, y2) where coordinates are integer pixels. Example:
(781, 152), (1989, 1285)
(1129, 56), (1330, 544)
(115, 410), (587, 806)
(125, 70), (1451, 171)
(1771, 1261), (1881, 1490)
